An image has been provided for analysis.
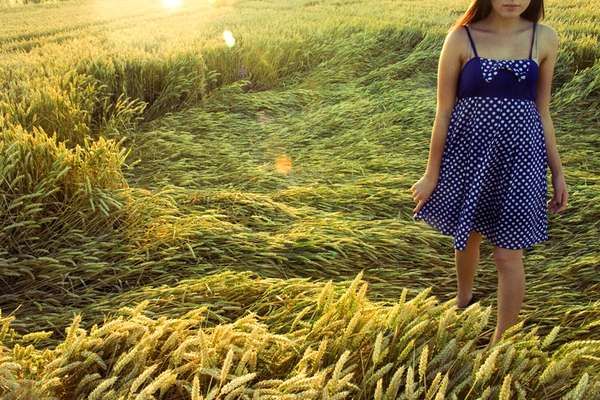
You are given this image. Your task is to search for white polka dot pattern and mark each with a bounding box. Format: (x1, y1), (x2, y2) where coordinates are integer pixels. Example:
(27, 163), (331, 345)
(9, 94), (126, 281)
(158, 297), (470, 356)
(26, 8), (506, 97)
(480, 58), (531, 83)
(413, 96), (549, 251)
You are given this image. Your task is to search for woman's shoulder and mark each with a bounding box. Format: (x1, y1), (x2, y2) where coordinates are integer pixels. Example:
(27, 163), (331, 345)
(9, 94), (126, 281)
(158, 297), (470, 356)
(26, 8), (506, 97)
(443, 25), (471, 57)
(447, 23), (468, 35)
(536, 22), (559, 43)
(444, 24), (469, 45)
(535, 22), (560, 58)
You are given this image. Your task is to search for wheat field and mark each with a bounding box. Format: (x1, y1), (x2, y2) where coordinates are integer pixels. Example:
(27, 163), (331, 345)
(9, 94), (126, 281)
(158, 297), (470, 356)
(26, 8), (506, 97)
(0, 0), (599, 399)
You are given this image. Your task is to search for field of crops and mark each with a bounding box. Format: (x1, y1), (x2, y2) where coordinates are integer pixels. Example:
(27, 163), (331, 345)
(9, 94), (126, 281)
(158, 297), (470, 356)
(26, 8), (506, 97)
(0, 0), (599, 398)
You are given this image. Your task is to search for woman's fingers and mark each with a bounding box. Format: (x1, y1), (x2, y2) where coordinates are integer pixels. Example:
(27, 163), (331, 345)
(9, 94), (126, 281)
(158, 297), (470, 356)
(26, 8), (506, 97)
(413, 190), (423, 203)
(559, 189), (568, 212)
(548, 187), (568, 213)
(553, 192), (562, 213)
(547, 195), (557, 213)
(413, 199), (425, 214)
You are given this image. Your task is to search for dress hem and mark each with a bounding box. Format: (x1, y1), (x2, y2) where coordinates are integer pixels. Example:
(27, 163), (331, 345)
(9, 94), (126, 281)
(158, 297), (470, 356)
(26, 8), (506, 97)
(413, 212), (549, 251)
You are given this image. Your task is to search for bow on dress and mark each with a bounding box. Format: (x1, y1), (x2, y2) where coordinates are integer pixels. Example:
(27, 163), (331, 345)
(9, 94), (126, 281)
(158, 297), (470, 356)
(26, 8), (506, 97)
(480, 58), (530, 83)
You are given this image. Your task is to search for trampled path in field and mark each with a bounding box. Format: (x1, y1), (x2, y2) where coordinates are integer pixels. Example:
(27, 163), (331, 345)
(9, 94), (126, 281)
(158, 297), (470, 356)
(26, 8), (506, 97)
(1, 0), (598, 357)
(118, 62), (600, 348)
(1, 2), (599, 398)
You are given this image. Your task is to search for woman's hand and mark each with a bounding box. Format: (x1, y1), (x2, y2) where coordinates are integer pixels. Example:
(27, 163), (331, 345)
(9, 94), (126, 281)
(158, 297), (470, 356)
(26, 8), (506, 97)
(410, 174), (438, 214)
(548, 173), (568, 214)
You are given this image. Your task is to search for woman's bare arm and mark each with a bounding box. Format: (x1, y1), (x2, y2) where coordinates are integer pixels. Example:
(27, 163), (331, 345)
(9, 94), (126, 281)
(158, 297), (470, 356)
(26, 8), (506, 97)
(411, 27), (465, 213)
(423, 27), (464, 181)
(535, 24), (563, 178)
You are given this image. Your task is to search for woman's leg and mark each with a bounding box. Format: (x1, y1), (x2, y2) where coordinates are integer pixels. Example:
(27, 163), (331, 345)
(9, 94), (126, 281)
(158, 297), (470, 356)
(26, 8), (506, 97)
(491, 246), (525, 346)
(455, 230), (483, 307)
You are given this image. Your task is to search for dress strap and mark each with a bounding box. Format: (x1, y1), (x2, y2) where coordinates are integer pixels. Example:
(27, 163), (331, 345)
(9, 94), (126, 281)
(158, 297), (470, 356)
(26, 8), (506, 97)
(464, 25), (479, 58)
(529, 21), (537, 59)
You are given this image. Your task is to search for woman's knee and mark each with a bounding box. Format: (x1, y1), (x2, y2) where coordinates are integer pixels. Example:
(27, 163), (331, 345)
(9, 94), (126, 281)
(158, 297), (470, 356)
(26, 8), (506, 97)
(467, 230), (483, 245)
(493, 246), (523, 269)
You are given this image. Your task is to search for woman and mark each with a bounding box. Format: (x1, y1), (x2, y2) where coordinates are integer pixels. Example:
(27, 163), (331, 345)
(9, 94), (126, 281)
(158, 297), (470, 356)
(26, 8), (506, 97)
(410, 0), (568, 347)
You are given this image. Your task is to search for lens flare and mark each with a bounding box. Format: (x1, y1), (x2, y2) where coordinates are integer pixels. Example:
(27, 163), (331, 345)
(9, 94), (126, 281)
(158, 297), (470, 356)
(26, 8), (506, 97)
(275, 155), (292, 175)
(223, 30), (236, 47)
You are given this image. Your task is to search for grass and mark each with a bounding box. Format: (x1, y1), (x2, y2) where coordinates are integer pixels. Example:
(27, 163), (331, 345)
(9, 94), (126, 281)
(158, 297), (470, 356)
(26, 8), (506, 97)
(0, 0), (599, 398)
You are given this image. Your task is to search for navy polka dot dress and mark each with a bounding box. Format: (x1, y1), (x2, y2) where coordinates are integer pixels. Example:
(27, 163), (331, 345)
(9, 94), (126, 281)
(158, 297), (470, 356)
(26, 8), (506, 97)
(413, 22), (549, 251)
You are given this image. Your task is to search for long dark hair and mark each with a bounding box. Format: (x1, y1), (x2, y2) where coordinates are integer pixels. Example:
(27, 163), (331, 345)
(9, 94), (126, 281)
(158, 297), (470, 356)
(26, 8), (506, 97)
(450, 0), (545, 31)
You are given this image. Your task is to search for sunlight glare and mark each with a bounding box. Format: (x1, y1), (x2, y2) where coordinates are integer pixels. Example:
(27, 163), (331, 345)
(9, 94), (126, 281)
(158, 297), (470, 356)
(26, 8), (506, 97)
(162, 0), (183, 10)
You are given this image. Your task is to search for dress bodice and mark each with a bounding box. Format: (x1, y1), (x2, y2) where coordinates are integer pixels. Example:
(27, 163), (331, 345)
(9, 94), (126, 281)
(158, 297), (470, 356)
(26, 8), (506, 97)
(457, 56), (539, 101)
(457, 22), (539, 101)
